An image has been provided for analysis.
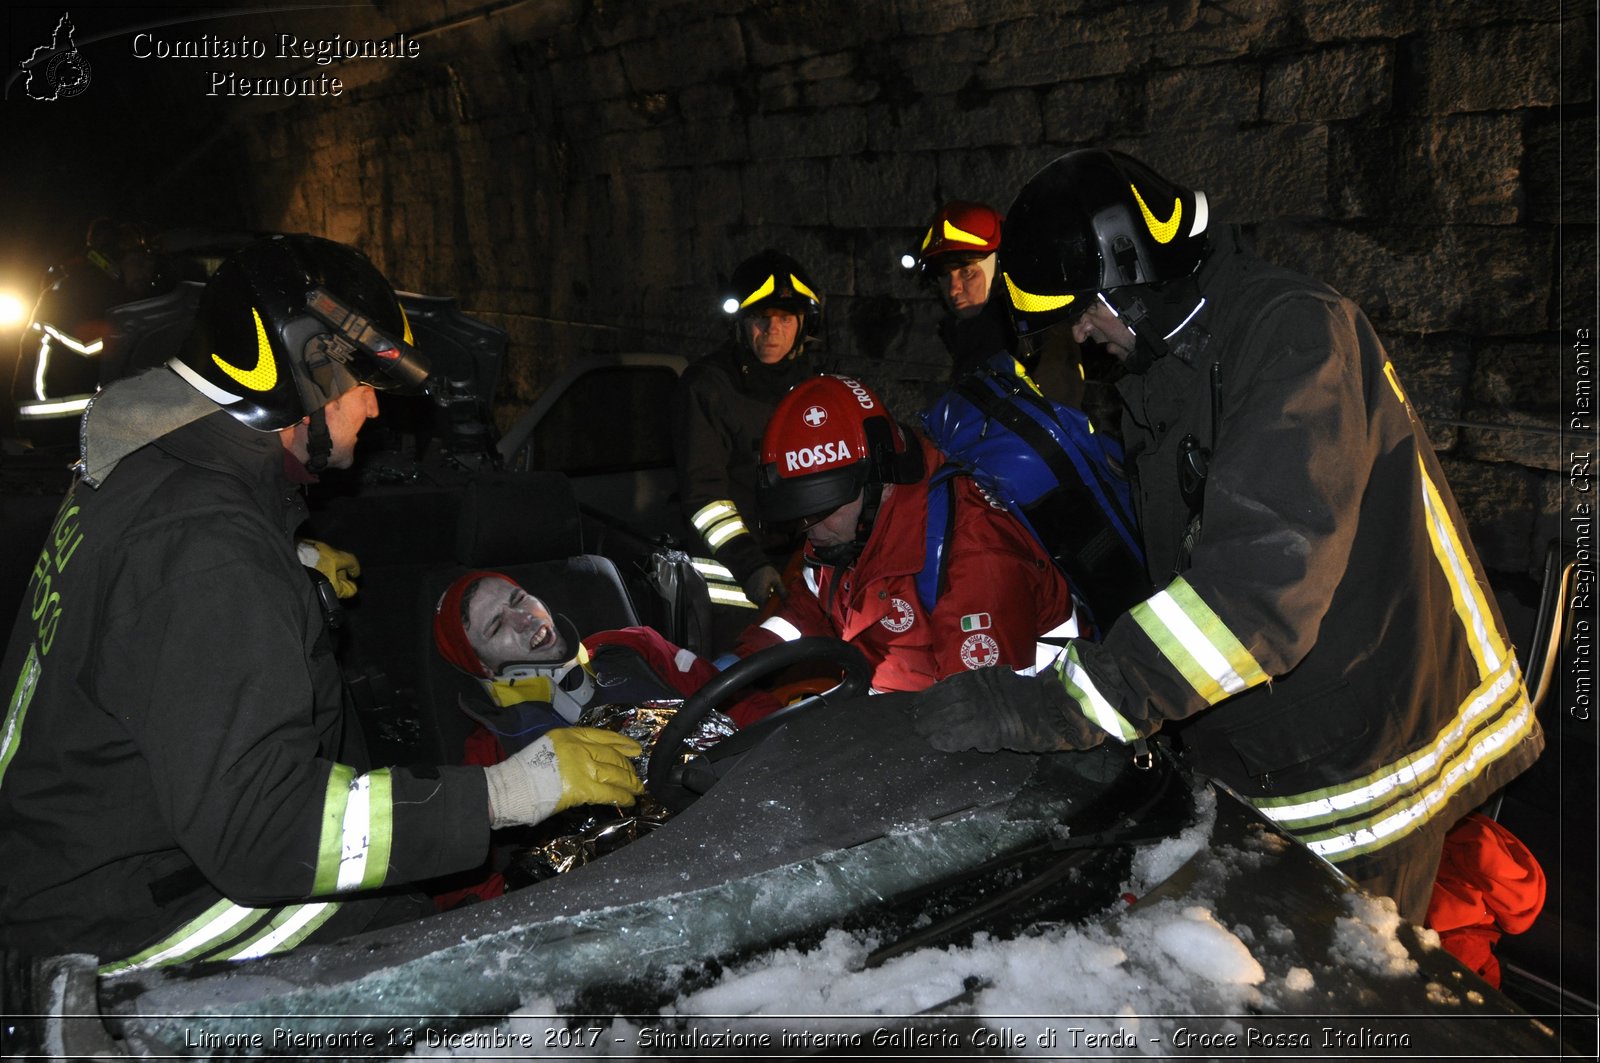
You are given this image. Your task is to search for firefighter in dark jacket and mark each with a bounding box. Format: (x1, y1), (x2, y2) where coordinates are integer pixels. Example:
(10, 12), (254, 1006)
(0, 235), (641, 969)
(908, 150), (1544, 923)
(11, 219), (158, 438)
(672, 249), (822, 615)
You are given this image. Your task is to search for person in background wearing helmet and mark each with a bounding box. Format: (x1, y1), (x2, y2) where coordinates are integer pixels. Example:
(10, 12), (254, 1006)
(908, 200), (1084, 406)
(671, 250), (823, 634)
(735, 374), (1081, 693)
(0, 235), (642, 970)
(11, 218), (160, 441)
(907, 149), (1544, 924)
(908, 200), (1009, 383)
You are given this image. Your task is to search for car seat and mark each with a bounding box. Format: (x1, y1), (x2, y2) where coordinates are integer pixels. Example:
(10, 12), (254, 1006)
(329, 470), (643, 768)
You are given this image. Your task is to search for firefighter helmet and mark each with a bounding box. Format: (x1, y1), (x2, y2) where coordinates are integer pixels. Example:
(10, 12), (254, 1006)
(906, 200), (1003, 278)
(721, 249), (823, 341)
(85, 218), (148, 258)
(756, 375), (924, 526)
(170, 234), (429, 432)
(997, 150), (1210, 339)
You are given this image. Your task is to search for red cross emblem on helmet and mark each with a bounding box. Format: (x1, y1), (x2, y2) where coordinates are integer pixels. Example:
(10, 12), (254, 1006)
(755, 375), (924, 525)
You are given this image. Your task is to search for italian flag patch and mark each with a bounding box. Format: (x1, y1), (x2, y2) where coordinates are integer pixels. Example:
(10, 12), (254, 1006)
(960, 613), (991, 632)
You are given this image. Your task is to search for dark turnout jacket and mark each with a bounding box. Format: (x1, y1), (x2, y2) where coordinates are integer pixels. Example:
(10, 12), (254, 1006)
(1053, 228), (1543, 886)
(0, 412), (487, 968)
(671, 340), (814, 582)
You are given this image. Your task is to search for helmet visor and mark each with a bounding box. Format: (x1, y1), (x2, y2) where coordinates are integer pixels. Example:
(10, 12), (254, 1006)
(303, 287), (430, 392)
(756, 463), (863, 526)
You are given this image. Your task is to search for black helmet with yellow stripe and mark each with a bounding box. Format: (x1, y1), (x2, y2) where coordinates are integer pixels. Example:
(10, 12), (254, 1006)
(721, 249), (823, 348)
(999, 150), (1211, 362)
(170, 234), (429, 433)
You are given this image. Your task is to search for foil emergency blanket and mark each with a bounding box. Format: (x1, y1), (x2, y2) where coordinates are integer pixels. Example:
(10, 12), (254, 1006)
(503, 700), (736, 887)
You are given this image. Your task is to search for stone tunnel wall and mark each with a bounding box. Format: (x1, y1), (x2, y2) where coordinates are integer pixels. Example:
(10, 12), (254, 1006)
(200, 0), (1591, 585)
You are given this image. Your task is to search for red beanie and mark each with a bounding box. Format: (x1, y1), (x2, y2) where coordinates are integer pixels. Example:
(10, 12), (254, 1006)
(433, 570), (517, 678)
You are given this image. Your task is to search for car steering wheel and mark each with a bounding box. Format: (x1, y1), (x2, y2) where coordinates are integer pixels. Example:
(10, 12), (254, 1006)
(646, 637), (872, 804)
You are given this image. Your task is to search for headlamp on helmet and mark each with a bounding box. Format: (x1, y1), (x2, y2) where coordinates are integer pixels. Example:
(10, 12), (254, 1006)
(722, 249), (823, 336)
(906, 200), (1003, 280)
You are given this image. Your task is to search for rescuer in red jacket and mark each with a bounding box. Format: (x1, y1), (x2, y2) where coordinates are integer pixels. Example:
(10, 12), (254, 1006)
(733, 375), (1080, 693)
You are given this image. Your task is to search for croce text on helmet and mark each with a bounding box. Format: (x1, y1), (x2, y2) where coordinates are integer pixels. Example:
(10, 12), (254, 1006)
(998, 149), (1210, 338)
(905, 200), (1002, 277)
(756, 375), (923, 525)
(170, 234), (429, 432)
(721, 249), (823, 341)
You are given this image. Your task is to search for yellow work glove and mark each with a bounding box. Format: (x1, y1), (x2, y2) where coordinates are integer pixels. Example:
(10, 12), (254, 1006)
(482, 727), (644, 829)
(297, 539), (362, 599)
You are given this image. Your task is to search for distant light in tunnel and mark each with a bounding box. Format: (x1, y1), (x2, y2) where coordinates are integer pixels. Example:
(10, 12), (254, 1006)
(900, 253), (916, 270)
(721, 297), (740, 315)
(0, 291), (27, 329)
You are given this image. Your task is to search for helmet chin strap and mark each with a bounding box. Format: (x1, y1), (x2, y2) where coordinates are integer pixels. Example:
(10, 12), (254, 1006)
(1108, 276), (1211, 370)
(304, 406), (333, 474)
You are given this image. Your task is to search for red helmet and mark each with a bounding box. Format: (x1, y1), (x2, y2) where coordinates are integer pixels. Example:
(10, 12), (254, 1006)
(756, 375), (924, 525)
(907, 201), (1003, 277)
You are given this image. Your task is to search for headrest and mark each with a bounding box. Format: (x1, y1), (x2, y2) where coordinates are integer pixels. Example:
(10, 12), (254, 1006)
(455, 471), (582, 567)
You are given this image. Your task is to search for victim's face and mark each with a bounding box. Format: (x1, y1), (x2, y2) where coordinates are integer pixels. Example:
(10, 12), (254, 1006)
(463, 578), (566, 673)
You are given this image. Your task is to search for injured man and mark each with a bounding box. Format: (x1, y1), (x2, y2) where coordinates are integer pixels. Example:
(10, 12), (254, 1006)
(429, 571), (775, 901)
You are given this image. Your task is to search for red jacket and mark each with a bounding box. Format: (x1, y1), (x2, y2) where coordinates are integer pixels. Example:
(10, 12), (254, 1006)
(736, 437), (1078, 693)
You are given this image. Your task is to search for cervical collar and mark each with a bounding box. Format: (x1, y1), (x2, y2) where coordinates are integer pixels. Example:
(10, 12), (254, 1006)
(490, 616), (594, 723)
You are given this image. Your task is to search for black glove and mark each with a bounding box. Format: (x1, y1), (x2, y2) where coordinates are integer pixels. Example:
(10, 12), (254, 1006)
(906, 667), (1108, 753)
(741, 564), (786, 606)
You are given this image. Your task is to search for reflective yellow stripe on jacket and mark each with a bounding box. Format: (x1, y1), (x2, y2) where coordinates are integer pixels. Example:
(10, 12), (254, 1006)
(691, 499), (752, 551)
(1053, 575), (1262, 741)
(315, 765), (395, 894)
(98, 898), (342, 974)
(1056, 643), (1140, 742)
(1254, 456), (1533, 862)
(1129, 577), (1267, 706)
(691, 556), (757, 609)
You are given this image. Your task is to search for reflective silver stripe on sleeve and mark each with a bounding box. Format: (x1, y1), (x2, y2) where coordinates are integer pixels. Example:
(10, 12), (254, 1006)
(314, 766), (393, 895)
(690, 499), (752, 549)
(691, 558), (736, 581)
(1129, 577), (1266, 706)
(98, 900), (271, 974)
(39, 322), (103, 355)
(708, 585), (758, 608)
(213, 902), (342, 961)
(1056, 644), (1139, 742)
(760, 616), (803, 642)
(0, 643), (42, 789)
(1031, 614), (1080, 674)
(693, 557), (756, 608)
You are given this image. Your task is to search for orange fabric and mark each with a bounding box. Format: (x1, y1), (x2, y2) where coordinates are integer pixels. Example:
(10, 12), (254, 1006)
(1425, 813), (1546, 988)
